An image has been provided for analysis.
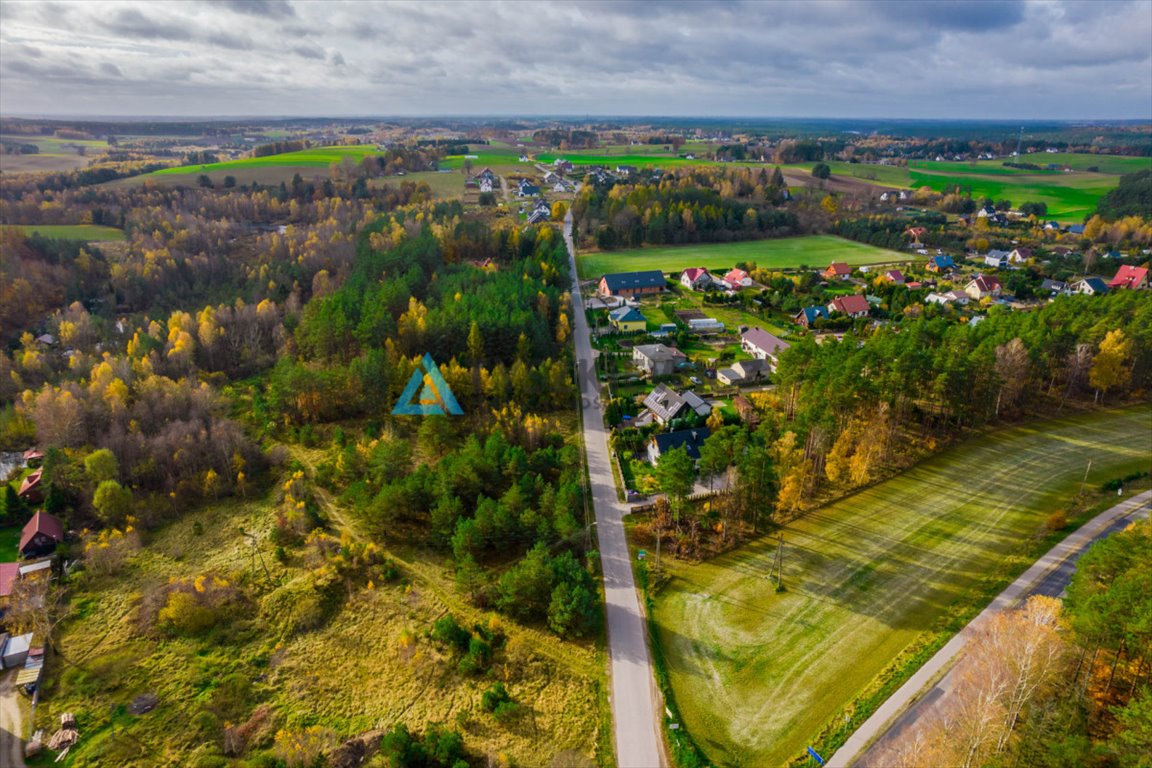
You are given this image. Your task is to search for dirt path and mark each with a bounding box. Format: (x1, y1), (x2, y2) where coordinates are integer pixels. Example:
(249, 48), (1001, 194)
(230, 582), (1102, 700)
(0, 671), (27, 768)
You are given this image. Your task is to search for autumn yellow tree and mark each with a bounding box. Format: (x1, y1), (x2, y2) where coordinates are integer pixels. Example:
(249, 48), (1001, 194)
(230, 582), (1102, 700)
(1089, 329), (1133, 403)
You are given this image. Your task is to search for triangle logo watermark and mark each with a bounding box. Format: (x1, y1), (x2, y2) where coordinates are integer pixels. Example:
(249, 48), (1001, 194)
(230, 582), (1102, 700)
(392, 353), (464, 416)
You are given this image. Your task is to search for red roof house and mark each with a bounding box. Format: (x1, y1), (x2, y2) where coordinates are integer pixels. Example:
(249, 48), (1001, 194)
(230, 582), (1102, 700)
(723, 268), (752, 289)
(17, 469), (43, 502)
(823, 262), (852, 280)
(827, 294), (872, 317)
(1107, 265), (1149, 290)
(882, 269), (906, 284)
(19, 511), (64, 559)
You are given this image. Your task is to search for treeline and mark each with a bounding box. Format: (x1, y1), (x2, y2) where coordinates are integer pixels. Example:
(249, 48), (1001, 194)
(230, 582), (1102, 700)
(532, 129), (597, 148)
(252, 139), (310, 157)
(573, 166), (798, 249)
(1096, 168), (1152, 220)
(769, 292), (1151, 515)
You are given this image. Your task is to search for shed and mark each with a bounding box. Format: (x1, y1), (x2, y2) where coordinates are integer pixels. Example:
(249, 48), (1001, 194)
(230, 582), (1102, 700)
(2, 632), (33, 669)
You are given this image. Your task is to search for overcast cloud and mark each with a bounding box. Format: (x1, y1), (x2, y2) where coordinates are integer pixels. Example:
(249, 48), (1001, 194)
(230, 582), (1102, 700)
(0, 0), (1149, 119)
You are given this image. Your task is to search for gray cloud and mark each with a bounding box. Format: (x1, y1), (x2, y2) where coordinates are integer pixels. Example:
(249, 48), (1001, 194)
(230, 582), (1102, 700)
(0, 0), (1147, 119)
(213, 0), (296, 19)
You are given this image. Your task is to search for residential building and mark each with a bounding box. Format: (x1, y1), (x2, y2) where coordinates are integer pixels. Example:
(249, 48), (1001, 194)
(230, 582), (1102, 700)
(722, 268), (753, 289)
(1008, 247), (1033, 264)
(716, 358), (770, 385)
(680, 267), (714, 291)
(642, 385), (711, 425)
(647, 427), (711, 464)
(608, 306), (647, 334)
(926, 255), (955, 273)
(740, 328), (790, 371)
(1107, 265), (1149, 290)
(827, 294), (871, 318)
(1073, 277), (1110, 296)
(965, 274), (1003, 300)
(632, 344), (687, 377)
(882, 269), (906, 285)
(19, 510), (63, 560)
(795, 305), (830, 328)
(598, 271), (667, 297)
(982, 250), (1010, 269)
(1039, 278), (1068, 295)
(823, 262), (853, 281)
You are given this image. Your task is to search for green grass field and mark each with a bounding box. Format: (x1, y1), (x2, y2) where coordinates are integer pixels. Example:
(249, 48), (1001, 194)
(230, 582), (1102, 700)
(149, 145), (387, 176)
(0, 525), (20, 561)
(907, 168), (1113, 221)
(653, 406), (1152, 767)
(577, 235), (916, 278)
(2, 224), (125, 241)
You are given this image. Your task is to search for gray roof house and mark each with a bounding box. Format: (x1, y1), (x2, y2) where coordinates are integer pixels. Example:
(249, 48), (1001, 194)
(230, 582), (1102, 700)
(740, 328), (791, 371)
(716, 358), (770, 386)
(632, 344), (687, 377)
(642, 385), (712, 425)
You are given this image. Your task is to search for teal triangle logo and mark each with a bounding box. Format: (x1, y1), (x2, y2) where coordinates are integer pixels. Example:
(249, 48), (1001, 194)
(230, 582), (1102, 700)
(392, 354), (464, 416)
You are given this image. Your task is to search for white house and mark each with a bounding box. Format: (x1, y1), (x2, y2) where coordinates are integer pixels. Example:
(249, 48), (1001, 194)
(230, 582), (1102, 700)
(740, 328), (790, 371)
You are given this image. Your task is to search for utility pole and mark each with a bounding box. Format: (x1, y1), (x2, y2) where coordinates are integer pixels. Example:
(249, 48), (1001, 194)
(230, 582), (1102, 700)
(655, 526), (661, 574)
(1080, 459), (1093, 496)
(770, 533), (783, 589)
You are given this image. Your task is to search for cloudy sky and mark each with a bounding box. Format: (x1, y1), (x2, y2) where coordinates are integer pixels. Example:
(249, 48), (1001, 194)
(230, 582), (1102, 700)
(1, 0), (1149, 120)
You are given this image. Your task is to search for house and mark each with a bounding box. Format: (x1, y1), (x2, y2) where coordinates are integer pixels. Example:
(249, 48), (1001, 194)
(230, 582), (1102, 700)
(642, 385), (710, 425)
(518, 153), (530, 162)
(925, 290), (970, 307)
(946, 289), (971, 305)
(983, 250), (1011, 269)
(1008, 247), (1033, 264)
(527, 208), (550, 225)
(1073, 277), (1110, 296)
(882, 269), (906, 285)
(906, 281), (924, 290)
(905, 226), (927, 243)
(17, 468), (43, 502)
(1044, 221), (1061, 231)
(827, 294), (871, 318)
(1039, 278), (1068, 295)
(716, 358), (770, 386)
(1107, 265), (1149, 290)
(823, 262), (853, 281)
(722, 268), (752, 289)
(647, 427), (711, 465)
(926, 255), (955, 273)
(1067, 224), (1086, 236)
(19, 510), (63, 559)
(632, 344), (687, 377)
(517, 180), (540, 197)
(680, 267), (714, 291)
(795, 305), (830, 328)
(732, 394), (760, 426)
(476, 167), (497, 183)
(615, 165), (637, 175)
(977, 205), (996, 218)
(740, 328), (790, 371)
(598, 271), (667, 297)
(608, 306), (647, 334)
(478, 177), (494, 194)
(965, 274), (1003, 300)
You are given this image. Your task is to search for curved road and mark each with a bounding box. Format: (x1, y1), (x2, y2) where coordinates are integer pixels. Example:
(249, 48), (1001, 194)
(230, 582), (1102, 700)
(829, 489), (1152, 768)
(564, 213), (665, 768)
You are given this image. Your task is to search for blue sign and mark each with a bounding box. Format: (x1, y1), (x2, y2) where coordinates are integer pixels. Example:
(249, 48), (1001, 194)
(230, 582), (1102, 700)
(806, 747), (826, 766)
(392, 354), (464, 416)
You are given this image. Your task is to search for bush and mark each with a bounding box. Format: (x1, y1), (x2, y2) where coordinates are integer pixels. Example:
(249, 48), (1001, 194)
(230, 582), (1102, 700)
(1045, 511), (1068, 532)
(430, 615), (470, 655)
(457, 636), (491, 676)
(481, 682), (512, 713)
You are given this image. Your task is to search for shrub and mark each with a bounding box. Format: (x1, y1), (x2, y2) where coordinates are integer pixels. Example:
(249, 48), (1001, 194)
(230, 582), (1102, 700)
(430, 615), (470, 655)
(1046, 510), (1068, 532)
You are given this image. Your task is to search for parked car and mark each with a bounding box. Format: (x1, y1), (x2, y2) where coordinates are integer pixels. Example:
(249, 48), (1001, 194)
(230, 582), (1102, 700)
(689, 376), (701, 385)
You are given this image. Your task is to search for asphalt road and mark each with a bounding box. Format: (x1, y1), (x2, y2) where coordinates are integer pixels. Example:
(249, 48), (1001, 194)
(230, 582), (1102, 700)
(564, 213), (665, 768)
(829, 489), (1152, 768)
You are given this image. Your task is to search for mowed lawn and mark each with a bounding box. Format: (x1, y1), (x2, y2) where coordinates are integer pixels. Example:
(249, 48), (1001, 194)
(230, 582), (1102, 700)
(653, 406), (1152, 767)
(576, 235), (915, 278)
(149, 145), (389, 176)
(1, 224), (125, 241)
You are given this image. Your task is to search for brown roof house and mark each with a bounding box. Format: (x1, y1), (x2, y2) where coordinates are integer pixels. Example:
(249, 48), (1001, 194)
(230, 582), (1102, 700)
(17, 469), (43, 504)
(19, 511), (64, 560)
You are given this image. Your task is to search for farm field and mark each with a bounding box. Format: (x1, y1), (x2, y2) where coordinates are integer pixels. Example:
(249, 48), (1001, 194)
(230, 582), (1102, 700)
(907, 168), (1114, 221)
(369, 170), (465, 199)
(150, 145), (388, 175)
(576, 235), (916, 278)
(1, 224), (125, 241)
(652, 406), (1152, 767)
(41, 485), (605, 767)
